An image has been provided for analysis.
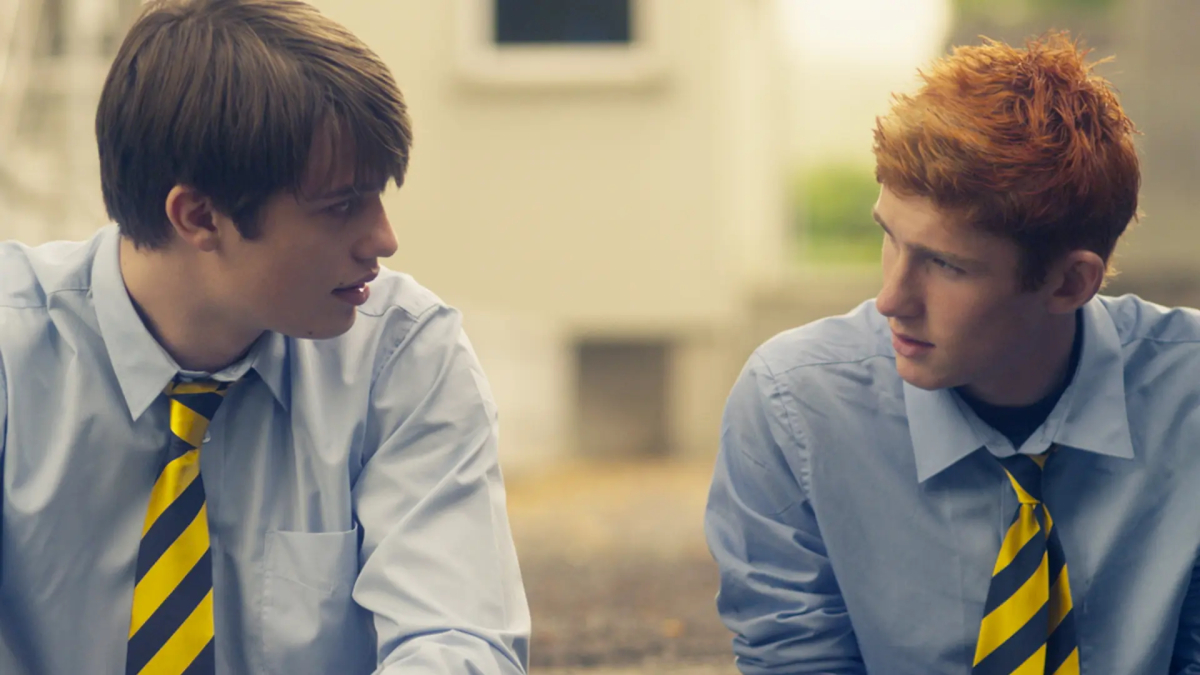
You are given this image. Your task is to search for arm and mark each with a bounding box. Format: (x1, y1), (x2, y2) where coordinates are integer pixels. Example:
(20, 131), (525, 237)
(704, 354), (864, 675)
(1172, 557), (1200, 673)
(351, 305), (530, 675)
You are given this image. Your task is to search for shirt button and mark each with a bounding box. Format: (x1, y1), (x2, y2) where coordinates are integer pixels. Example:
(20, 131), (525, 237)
(203, 432), (212, 443)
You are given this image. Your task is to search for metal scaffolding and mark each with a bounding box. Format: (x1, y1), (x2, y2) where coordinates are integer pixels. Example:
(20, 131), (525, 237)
(0, 0), (140, 244)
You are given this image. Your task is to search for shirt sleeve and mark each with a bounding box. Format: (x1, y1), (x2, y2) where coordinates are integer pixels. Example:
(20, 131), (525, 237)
(0, 353), (6, 455)
(704, 353), (866, 675)
(0, 352), (6, 454)
(351, 305), (530, 675)
(1172, 557), (1200, 673)
(0, 355), (6, 585)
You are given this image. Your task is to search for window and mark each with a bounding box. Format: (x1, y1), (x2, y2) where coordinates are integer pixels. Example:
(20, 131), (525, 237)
(453, 0), (664, 89)
(494, 0), (632, 45)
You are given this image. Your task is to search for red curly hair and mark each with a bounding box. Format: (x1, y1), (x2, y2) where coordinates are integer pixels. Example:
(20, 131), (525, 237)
(873, 32), (1139, 290)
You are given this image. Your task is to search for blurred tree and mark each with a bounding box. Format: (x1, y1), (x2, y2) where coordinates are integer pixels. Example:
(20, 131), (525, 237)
(796, 163), (881, 265)
(954, 0), (1116, 15)
(946, 0), (1122, 54)
(788, 0), (1126, 268)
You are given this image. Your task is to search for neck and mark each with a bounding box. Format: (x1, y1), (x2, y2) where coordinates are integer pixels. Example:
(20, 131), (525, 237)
(963, 310), (1078, 407)
(119, 236), (262, 372)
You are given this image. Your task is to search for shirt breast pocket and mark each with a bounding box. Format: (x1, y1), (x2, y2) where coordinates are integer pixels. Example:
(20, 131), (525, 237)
(261, 526), (374, 675)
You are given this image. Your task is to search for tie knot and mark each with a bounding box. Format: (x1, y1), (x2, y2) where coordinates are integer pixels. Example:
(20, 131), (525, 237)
(166, 379), (230, 396)
(999, 453), (1045, 504)
(165, 379), (234, 421)
(163, 378), (240, 459)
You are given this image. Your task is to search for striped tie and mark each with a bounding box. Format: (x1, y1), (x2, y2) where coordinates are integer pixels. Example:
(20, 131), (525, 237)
(127, 379), (234, 675)
(973, 451), (1079, 675)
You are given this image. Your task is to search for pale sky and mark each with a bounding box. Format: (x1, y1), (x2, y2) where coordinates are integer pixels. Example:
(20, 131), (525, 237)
(776, 0), (953, 166)
(778, 0), (952, 67)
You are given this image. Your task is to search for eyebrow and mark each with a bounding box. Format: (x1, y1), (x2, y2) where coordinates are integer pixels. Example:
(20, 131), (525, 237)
(872, 210), (981, 270)
(303, 186), (353, 203)
(309, 180), (387, 202)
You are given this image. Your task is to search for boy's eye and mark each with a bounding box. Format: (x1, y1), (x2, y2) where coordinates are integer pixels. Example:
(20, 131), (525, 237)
(328, 199), (355, 216)
(931, 257), (962, 274)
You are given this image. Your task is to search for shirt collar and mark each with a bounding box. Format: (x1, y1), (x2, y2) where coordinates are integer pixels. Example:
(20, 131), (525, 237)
(905, 295), (1134, 483)
(246, 331), (291, 412)
(93, 227), (181, 420)
(92, 226), (291, 419)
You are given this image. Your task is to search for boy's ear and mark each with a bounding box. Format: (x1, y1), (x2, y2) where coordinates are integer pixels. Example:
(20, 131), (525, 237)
(165, 185), (235, 252)
(1044, 250), (1105, 314)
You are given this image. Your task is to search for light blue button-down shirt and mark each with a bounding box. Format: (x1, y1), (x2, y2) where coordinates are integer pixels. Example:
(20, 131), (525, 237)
(0, 226), (530, 674)
(706, 295), (1200, 674)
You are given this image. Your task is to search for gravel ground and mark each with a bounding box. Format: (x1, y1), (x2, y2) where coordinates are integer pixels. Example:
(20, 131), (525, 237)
(505, 459), (739, 675)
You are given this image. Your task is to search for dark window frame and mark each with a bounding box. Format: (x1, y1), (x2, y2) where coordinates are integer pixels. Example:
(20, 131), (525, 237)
(493, 0), (634, 45)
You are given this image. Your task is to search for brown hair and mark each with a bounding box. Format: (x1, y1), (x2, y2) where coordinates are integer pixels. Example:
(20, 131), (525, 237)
(873, 32), (1139, 290)
(97, 0), (413, 249)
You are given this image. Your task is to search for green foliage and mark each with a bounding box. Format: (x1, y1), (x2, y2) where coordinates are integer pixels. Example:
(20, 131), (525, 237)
(953, 0), (1116, 16)
(794, 163), (882, 265)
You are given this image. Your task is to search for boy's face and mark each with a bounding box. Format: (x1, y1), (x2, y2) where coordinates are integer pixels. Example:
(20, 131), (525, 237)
(873, 184), (1055, 402)
(207, 138), (398, 341)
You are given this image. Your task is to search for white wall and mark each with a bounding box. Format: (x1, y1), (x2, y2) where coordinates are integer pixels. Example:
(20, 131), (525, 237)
(311, 0), (784, 333)
(310, 0), (790, 469)
(460, 308), (573, 476)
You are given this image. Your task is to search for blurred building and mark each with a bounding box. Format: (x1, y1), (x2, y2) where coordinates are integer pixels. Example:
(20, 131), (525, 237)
(945, 0), (1200, 305)
(0, 0), (141, 243)
(5, 0), (1199, 477)
(313, 0), (797, 474)
(1, 0), (805, 475)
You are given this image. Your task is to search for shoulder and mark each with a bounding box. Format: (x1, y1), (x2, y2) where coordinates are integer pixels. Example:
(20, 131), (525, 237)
(279, 268), (471, 395)
(735, 299), (900, 433)
(357, 264), (447, 325)
(352, 266), (458, 355)
(0, 232), (100, 311)
(752, 299), (893, 378)
(314, 267), (469, 389)
(1099, 293), (1200, 346)
(726, 300), (903, 500)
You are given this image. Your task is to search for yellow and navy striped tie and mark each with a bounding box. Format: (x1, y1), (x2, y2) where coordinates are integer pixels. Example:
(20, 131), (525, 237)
(127, 379), (234, 675)
(973, 451), (1079, 675)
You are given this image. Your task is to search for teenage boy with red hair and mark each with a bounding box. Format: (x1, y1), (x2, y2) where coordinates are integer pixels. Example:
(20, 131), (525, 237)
(705, 33), (1200, 674)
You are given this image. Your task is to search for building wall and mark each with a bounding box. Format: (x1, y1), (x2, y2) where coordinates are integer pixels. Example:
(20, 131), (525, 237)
(313, 0), (787, 466)
(311, 0), (784, 331)
(1117, 0), (1200, 281)
(944, 2), (1200, 294)
(4, 0), (787, 473)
